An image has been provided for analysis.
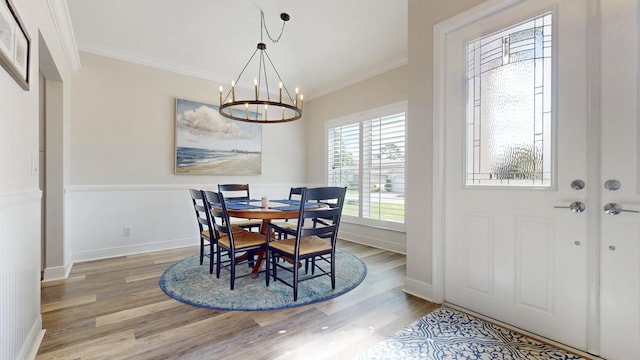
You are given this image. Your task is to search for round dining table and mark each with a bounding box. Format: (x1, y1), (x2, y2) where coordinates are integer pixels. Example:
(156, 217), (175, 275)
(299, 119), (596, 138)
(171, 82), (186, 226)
(223, 199), (304, 277)
(225, 206), (299, 234)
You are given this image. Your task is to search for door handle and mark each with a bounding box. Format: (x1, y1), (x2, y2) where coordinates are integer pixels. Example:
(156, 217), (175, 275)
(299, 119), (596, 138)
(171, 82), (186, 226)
(603, 203), (640, 215)
(554, 201), (586, 213)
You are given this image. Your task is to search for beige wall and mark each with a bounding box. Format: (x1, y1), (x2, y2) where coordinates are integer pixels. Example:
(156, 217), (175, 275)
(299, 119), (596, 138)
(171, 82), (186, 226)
(304, 65), (409, 253)
(304, 1), (485, 299)
(64, 52), (308, 263)
(0, 3), (39, 193)
(304, 65), (408, 183)
(404, 0), (485, 298)
(70, 52), (306, 186)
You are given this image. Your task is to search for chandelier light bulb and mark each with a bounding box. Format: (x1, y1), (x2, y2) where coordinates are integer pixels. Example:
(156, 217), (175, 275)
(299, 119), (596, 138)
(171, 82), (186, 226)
(254, 79), (258, 100)
(231, 80), (236, 102)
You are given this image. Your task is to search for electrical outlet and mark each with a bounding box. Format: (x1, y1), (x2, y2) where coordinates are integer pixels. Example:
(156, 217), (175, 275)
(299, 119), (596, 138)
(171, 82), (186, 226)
(123, 227), (132, 236)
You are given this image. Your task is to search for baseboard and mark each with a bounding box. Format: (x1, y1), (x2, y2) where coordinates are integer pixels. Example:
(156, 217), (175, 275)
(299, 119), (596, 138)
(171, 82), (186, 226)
(17, 315), (44, 360)
(403, 276), (435, 302)
(339, 228), (406, 254)
(42, 264), (71, 282)
(72, 238), (195, 263)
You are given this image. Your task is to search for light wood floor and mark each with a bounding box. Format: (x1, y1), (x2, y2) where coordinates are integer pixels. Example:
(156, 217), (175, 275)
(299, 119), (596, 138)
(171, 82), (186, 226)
(37, 240), (439, 360)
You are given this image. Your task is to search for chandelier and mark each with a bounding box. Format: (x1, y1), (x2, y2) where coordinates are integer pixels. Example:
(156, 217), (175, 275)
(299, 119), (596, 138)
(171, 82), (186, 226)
(218, 11), (303, 124)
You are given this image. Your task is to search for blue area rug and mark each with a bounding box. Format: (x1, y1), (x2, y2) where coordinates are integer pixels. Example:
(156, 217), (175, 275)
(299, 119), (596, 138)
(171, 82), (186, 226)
(358, 307), (585, 359)
(159, 249), (366, 311)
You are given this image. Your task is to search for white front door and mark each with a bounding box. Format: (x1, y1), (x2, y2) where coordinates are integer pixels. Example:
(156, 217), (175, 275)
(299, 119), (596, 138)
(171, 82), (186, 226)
(438, 0), (640, 357)
(441, 0), (590, 351)
(598, 0), (640, 358)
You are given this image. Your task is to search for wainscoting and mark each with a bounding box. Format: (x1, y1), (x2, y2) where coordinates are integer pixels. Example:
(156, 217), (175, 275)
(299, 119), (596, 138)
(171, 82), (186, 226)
(66, 185), (407, 264)
(67, 185), (197, 262)
(1, 190), (44, 360)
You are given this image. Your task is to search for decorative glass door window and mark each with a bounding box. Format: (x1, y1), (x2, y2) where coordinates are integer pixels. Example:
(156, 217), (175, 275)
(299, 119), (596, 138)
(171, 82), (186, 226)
(466, 13), (552, 186)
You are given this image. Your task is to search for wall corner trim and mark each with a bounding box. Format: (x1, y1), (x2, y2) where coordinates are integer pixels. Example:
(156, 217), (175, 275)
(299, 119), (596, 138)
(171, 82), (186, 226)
(47, 0), (81, 70)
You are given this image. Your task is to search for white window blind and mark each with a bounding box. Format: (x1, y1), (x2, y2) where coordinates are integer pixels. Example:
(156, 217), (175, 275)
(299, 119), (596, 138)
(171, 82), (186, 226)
(328, 123), (359, 217)
(327, 110), (406, 226)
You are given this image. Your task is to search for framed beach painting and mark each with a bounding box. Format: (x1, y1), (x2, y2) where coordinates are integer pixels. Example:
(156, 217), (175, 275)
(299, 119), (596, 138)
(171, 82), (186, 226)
(175, 98), (262, 175)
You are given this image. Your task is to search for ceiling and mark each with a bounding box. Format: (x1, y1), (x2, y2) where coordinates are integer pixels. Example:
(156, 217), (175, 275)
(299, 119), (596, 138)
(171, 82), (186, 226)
(66, 0), (408, 100)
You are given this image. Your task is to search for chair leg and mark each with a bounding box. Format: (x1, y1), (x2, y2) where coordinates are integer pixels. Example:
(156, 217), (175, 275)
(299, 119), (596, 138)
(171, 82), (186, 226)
(230, 252), (236, 290)
(216, 248), (222, 278)
(272, 252), (278, 281)
(293, 257), (299, 301)
(200, 239), (204, 265)
(265, 250), (269, 285)
(209, 242), (215, 274)
(331, 253), (335, 289)
(248, 250), (254, 268)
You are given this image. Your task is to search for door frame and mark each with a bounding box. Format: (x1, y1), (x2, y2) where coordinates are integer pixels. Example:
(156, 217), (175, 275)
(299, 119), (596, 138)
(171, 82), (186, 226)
(431, 0), (602, 354)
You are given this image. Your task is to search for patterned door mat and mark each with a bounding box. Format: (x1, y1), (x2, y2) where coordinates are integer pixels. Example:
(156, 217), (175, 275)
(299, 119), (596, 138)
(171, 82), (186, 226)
(357, 306), (587, 359)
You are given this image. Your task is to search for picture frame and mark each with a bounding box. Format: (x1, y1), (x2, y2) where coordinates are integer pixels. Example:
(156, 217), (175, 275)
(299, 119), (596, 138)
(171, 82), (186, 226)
(0, 0), (29, 90)
(175, 98), (262, 175)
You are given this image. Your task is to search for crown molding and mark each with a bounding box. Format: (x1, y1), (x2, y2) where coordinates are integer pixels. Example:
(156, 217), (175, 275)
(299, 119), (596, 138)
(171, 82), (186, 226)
(310, 56), (408, 100)
(78, 45), (225, 82)
(47, 0), (81, 70)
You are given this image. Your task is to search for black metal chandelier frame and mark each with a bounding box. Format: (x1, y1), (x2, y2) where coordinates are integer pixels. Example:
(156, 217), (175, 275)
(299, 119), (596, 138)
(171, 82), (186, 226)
(218, 11), (302, 124)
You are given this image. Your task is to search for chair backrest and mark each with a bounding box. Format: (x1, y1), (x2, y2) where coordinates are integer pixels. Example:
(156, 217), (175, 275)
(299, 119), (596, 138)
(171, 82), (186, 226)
(218, 184), (251, 200)
(189, 189), (212, 236)
(295, 186), (347, 245)
(282, 187), (305, 224)
(289, 187), (304, 201)
(202, 190), (233, 241)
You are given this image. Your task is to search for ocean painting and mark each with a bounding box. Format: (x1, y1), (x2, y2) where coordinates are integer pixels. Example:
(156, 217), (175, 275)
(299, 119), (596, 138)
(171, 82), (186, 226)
(175, 98), (262, 175)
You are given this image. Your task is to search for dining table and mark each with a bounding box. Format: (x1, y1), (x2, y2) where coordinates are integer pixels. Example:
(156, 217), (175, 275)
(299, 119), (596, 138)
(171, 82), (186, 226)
(221, 198), (313, 277)
(224, 199), (302, 234)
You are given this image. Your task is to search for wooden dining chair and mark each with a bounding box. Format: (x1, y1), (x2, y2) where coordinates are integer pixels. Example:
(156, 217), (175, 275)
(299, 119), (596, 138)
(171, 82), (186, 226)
(203, 190), (268, 290)
(188, 189), (216, 273)
(217, 184), (262, 232)
(265, 186), (347, 301)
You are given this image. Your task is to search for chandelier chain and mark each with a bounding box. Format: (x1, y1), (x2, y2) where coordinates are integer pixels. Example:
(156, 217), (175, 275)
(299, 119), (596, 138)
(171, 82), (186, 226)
(260, 10), (286, 43)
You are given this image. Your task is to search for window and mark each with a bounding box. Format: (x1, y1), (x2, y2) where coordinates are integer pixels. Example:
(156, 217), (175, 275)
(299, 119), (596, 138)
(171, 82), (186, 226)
(327, 104), (406, 228)
(466, 13), (552, 187)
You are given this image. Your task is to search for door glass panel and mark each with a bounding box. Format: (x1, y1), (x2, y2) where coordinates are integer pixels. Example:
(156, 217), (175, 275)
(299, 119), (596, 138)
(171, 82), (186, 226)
(466, 13), (552, 187)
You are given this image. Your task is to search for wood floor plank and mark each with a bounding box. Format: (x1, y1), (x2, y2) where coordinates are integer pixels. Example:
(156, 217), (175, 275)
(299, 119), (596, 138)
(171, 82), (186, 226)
(36, 330), (137, 360)
(41, 294), (97, 313)
(95, 299), (182, 327)
(37, 241), (438, 359)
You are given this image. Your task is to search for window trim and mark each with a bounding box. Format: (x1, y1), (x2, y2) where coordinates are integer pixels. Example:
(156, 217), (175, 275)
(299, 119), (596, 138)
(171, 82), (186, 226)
(325, 101), (407, 232)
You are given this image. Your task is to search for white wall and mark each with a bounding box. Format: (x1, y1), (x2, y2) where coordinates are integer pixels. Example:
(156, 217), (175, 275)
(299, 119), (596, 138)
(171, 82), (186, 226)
(0, 0), (73, 358)
(67, 52), (307, 261)
(0, 0), (41, 357)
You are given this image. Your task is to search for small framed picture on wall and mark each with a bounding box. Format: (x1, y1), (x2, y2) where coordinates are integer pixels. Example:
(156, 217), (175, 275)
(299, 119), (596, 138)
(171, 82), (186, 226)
(0, 0), (30, 90)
